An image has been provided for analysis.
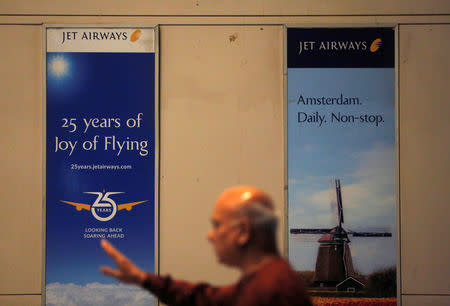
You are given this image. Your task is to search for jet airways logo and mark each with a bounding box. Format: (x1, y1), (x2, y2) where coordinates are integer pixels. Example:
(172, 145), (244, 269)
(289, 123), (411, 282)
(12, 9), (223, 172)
(130, 29), (142, 42)
(60, 29), (143, 44)
(297, 38), (383, 54)
(370, 38), (382, 52)
(61, 191), (147, 222)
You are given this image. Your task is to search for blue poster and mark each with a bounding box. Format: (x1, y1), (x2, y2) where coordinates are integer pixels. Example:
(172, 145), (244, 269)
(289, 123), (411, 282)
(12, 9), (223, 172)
(45, 27), (157, 306)
(287, 28), (397, 304)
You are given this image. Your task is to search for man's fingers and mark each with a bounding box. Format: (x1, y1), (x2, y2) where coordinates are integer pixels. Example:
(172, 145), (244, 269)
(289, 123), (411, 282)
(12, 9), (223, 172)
(100, 240), (146, 286)
(101, 239), (124, 262)
(100, 266), (121, 279)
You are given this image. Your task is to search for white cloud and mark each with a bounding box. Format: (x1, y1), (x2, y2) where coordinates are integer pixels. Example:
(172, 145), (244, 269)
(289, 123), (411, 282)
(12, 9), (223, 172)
(289, 143), (396, 230)
(288, 175), (331, 187)
(309, 187), (335, 210)
(46, 282), (155, 306)
(352, 143), (395, 184)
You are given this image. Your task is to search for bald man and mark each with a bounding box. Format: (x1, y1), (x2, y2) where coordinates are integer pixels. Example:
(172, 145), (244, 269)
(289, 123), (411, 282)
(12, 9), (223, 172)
(100, 186), (311, 306)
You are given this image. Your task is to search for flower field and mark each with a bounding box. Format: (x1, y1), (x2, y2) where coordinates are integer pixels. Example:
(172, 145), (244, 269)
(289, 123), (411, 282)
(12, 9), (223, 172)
(312, 297), (397, 306)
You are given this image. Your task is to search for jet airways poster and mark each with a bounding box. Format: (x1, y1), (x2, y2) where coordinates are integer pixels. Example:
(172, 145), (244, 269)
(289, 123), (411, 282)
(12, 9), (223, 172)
(45, 26), (158, 306)
(287, 28), (397, 304)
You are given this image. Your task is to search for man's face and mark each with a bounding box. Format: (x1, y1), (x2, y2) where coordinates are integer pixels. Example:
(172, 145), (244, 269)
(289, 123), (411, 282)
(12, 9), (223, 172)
(207, 202), (241, 267)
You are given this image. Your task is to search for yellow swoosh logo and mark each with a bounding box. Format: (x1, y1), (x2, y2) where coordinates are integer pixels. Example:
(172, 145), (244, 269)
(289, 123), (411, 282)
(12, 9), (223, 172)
(370, 38), (382, 52)
(130, 29), (142, 42)
(60, 200), (148, 211)
(118, 200), (148, 211)
(60, 200), (90, 211)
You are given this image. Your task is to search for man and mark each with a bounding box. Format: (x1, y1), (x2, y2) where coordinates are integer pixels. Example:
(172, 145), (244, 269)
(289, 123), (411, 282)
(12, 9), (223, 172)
(100, 186), (311, 305)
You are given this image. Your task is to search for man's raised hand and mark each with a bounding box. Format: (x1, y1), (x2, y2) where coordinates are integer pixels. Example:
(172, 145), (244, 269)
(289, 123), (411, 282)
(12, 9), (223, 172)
(100, 239), (147, 286)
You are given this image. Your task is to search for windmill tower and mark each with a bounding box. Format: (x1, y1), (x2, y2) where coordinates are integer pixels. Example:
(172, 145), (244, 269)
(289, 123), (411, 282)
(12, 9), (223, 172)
(290, 179), (392, 288)
(313, 179), (354, 286)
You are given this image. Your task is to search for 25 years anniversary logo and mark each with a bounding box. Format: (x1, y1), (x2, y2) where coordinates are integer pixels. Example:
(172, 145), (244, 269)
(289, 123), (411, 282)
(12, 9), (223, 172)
(61, 191), (147, 221)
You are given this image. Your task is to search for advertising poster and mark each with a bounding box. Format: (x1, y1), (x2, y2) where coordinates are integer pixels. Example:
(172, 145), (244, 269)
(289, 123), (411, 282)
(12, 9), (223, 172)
(287, 28), (397, 305)
(45, 26), (158, 305)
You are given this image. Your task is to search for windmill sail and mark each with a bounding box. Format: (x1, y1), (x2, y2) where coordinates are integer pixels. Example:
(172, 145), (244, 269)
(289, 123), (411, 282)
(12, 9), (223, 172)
(290, 228), (331, 234)
(335, 179), (344, 227)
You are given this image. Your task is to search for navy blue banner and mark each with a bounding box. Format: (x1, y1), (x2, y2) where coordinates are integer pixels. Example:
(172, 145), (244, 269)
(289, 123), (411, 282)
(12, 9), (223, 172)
(45, 27), (157, 306)
(287, 27), (394, 68)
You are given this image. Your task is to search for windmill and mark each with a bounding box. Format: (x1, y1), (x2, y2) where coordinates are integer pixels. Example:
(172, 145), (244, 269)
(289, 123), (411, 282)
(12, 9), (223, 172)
(290, 179), (392, 287)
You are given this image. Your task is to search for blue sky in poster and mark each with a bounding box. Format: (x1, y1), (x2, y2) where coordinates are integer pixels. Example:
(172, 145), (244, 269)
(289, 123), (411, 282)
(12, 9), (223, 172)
(46, 52), (155, 287)
(287, 68), (396, 274)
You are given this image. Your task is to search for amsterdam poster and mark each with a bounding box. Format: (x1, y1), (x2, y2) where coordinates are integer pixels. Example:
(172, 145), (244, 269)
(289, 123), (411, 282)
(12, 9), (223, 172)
(287, 28), (396, 305)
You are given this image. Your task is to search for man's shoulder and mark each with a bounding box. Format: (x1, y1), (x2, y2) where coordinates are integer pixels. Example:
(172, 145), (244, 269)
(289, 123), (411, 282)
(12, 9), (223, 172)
(238, 257), (311, 305)
(246, 258), (306, 295)
(262, 257), (306, 285)
(260, 257), (301, 276)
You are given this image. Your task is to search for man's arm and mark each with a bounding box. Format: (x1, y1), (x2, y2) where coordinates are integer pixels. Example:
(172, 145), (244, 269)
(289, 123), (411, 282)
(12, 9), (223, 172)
(100, 239), (227, 306)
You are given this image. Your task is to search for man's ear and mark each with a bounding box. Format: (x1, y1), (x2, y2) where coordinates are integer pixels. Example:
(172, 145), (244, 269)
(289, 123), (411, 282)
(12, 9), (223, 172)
(237, 218), (251, 246)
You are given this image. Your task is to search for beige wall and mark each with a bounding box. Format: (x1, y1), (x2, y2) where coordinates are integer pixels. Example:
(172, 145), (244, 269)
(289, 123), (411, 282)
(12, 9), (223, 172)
(399, 24), (450, 298)
(159, 25), (284, 284)
(0, 0), (449, 15)
(0, 1), (449, 305)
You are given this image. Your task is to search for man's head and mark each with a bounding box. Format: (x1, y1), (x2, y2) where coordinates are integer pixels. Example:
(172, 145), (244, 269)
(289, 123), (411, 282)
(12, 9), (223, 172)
(207, 186), (278, 267)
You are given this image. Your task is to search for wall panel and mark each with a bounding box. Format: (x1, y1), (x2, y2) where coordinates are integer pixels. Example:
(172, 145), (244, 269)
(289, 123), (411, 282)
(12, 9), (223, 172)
(159, 25), (284, 284)
(0, 25), (43, 294)
(1, 15), (449, 26)
(0, 295), (41, 306)
(399, 24), (450, 295)
(0, 0), (449, 16)
(403, 295), (450, 305)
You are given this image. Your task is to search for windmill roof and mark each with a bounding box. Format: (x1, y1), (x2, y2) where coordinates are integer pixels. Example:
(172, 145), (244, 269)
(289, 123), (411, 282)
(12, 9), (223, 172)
(336, 277), (365, 288)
